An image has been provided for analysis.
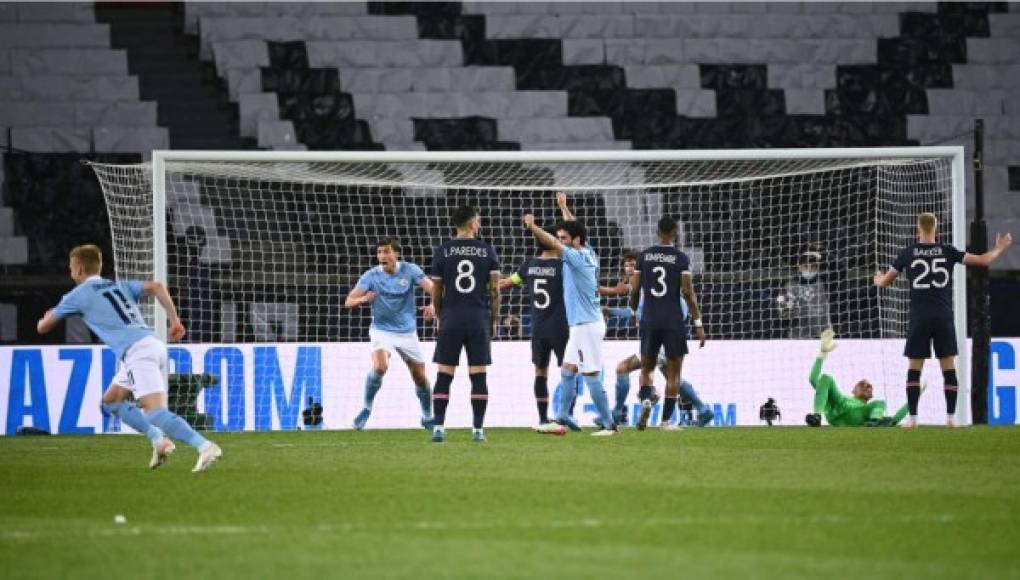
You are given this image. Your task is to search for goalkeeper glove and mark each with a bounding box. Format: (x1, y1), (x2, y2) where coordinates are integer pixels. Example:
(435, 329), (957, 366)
(819, 328), (837, 358)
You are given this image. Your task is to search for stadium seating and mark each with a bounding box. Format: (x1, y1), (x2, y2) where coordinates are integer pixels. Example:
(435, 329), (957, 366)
(2, 1), (1019, 344)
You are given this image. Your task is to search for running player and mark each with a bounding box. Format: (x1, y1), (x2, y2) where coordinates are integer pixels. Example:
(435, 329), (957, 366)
(345, 237), (435, 430)
(36, 244), (221, 472)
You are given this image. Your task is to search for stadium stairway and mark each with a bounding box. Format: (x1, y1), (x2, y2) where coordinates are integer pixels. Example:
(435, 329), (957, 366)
(95, 2), (250, 150)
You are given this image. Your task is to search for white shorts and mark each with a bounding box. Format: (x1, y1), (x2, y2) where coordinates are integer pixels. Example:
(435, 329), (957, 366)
(563, 319), (606, 374)
(111, 335), (167, 398)
(369, 327), (424, 364)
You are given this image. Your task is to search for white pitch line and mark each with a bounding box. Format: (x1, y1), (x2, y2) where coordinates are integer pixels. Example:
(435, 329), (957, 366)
(0, 512), (1004, 541)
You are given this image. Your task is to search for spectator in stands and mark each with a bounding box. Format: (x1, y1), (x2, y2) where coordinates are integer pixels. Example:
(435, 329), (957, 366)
(775, 247), (832, 339)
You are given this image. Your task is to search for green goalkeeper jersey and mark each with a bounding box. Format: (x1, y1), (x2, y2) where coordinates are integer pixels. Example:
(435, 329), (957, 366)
(809, 358), (909, 426)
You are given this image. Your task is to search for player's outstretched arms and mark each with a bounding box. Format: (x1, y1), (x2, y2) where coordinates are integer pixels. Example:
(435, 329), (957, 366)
(523, 214), (564, 256)
(598, 280), (629, 297)
(964, 232), (1013, 267)
(36, 309), (59, 335)
(143, 281), (186, 341)
(344, 287), (377, 309)
(873, 268), (898, 288)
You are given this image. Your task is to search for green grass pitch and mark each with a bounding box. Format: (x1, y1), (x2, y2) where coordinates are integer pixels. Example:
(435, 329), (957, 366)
(2, 426), (1019, 579)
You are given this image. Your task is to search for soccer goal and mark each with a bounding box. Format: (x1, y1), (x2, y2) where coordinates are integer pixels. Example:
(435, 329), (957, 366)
(90, 148), (967, 430)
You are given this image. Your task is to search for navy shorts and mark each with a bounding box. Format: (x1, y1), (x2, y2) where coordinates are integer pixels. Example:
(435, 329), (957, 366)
(904, 315), (958, 359)
(433, 324), (492, 366)
(640, 326), (688, 360)
(532, 335), (568, 369)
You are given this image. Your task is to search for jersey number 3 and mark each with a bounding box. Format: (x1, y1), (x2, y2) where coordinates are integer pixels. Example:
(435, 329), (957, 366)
(911, 257), (949, 289)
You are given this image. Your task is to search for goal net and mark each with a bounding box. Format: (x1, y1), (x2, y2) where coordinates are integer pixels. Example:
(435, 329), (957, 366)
(90, 148), (966, 431)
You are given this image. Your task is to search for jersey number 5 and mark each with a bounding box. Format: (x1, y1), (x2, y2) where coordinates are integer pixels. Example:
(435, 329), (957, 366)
(533, 278), (550, 309)
(911, 257), (949, 289)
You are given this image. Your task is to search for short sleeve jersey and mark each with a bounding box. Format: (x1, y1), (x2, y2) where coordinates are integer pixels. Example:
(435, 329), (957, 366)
(53, 276), (154, 360)
(636, 245), (690, 329)
(431, 238), (500, 328)
(891, 242), (966, 319)
(514, 257), (568, 338)
(355, 261), (425, 334)
(561, 245), (601, 326)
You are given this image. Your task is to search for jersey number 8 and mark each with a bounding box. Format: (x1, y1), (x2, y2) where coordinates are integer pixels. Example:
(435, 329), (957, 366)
(455, 260), (476, 293)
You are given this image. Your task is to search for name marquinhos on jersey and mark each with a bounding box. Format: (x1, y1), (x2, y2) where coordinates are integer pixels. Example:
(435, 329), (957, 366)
(527, 266), (557, 277)
(446, 246), (489, 257)
(643, 253), (678, 264)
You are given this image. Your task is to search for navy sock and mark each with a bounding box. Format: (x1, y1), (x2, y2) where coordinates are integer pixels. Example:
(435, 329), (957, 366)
(906, 369), (922, 416)
(534, 376), (549, 423)
(943, 369), (959, 415)
(469, 373), (488, 430)
(662, 396), (678, 423)
(637, 385), (653, 402)
(432, 372), (453, 426)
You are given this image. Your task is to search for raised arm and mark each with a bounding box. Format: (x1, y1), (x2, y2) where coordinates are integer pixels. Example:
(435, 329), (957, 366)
(143, 280), (186, 342)
(556, 191), (574, 222)
(681, 273), (705, 347)
(523, 214), (564, 256)
(963, 232), (1013, 267)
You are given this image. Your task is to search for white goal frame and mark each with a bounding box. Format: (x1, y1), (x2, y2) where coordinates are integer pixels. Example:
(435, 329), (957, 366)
(150, 146), (969, 422)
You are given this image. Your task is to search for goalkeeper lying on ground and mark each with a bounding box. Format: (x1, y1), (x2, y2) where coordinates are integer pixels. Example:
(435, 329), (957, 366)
(805, 329), (916, 427)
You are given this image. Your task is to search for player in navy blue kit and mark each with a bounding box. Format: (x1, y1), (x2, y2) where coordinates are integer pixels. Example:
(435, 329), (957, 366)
(36, 244), (221, 472)
(629, 217), (706, 431)
(525, 193), (617, 437)
(429, 206), (501, 443)
(874, 212), (1012, 428)
(500, 227), (569, 428)
(345, 238), (435, 431)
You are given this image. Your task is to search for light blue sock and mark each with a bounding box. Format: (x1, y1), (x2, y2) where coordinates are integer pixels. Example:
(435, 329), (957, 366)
(555, 369), (577, 421)
(415, 381), (432, 418)
(364, 371), (383, 410)
(679, 379), (707, 414)
(584, 374), (615, 428)
(614, 373), (630, 412)
(103, 402), (163, 445)
(145, 408), (209, 451)
(550, 381), (563, 417)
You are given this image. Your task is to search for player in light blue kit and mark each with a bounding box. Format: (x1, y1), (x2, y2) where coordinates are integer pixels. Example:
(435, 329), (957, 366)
(345, 238), (435, 430)
(524, 193), (617, 437)
(36, 244), (221, 472)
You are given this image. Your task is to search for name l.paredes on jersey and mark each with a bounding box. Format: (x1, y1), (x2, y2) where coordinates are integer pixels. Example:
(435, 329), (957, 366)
(444, 246), (489, 257)
(642, 252), (678, 264)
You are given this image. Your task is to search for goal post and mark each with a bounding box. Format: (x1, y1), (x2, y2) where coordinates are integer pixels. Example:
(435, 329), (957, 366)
(91, 146), (969, 429)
